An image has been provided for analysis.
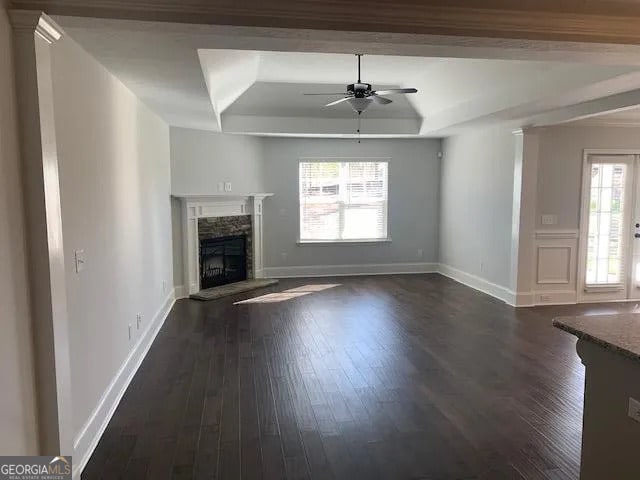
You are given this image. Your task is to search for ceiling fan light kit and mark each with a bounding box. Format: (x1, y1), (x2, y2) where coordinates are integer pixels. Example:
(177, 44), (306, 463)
(303, 54), (418, 114)
(347, 96), (373, 112)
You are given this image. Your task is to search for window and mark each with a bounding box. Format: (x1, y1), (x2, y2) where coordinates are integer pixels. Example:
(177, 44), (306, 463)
(299, 160), (389, 242)
(585, 162), (627, 286)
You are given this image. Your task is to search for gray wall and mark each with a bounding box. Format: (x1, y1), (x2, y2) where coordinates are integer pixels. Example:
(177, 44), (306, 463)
(440, 126), (516, 288)
(52, 35), (173, 436)
(170, 127), (264, 194)
(536, 125), (640, 230)
(262, 137), (441, 269)
(170, 128), (266, 286)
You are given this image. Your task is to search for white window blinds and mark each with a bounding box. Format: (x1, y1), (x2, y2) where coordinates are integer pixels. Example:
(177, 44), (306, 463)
(585, 160), (628, 288)
(299, 160), (389, 241)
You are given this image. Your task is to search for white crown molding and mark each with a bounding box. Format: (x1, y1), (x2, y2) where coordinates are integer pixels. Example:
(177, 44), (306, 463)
(9, 10), (64, 43)
(535, 229), (579, 239)
(564, 119), (640, 128)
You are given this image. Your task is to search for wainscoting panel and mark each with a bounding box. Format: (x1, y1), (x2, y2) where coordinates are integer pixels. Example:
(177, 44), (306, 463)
(533, 230), (579, 305)
(537, 246), (571, 284)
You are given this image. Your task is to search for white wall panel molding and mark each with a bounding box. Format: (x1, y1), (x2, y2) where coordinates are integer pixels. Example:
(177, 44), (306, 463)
(534, 229), (579, 239)
(532, 229), (579, 305)
(536, 246), (572, 284)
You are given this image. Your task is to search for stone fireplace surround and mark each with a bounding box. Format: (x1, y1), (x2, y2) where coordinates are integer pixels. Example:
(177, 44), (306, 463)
(174, 194), (272, 295)
(198, 215), (253, 280)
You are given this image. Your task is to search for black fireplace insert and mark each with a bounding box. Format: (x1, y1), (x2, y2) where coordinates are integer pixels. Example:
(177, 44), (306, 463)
(199, 234), (247, 289)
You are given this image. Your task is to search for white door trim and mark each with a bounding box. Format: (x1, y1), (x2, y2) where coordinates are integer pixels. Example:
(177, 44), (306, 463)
(578, 149), (640, 303)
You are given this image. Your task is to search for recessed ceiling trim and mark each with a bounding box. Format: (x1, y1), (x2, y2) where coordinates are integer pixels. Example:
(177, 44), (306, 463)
(222, 114), (421, 136)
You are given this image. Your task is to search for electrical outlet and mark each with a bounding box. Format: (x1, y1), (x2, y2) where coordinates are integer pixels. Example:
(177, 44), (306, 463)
(541, 214), (557, 225)
(480, 261), (484, 272)
(281, 252), (287, 260)
(629, 397), (640, 423)
(539, 294), (552, 303)
(162, 280), (167, 295)
(136, 313), (142, 330)
(217, 182), (224, 192)
(128, 324), (132, 340)
(417, 248), (423, 258)
(224, 182), (232, 192)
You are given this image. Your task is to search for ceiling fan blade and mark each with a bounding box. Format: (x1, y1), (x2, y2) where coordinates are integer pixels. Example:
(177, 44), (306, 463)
(372, 88), (418, 95)
(303, 92), (350, 96)
(371, 95), (393, 105)
(325, 97), (351, 107)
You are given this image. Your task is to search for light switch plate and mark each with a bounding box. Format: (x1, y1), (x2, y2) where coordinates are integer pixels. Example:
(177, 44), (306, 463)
(75, 250), (86, 273)
(224, 182), (232, 192)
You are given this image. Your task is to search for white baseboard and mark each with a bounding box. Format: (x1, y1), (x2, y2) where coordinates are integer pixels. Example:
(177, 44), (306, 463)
(263, 262), (439, 278)
(532, 290), (578, 305)
(513, 291), (535, 307)
(174, 284), (188, 299)
(437, 263), (517, 306)
(72, 289), (176, 479)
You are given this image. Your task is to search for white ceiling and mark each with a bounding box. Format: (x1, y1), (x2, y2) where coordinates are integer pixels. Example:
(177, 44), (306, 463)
(55, 16), (640, 138)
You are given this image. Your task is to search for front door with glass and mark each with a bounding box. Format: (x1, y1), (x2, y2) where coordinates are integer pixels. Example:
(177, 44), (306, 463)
(578, 154), (637, 302)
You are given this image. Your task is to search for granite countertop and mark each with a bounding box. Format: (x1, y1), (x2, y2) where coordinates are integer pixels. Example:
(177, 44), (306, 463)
(553, 313), (640, 362)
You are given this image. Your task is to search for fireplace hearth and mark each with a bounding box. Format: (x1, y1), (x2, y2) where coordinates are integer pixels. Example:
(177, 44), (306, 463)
(199, 234), (247, 289)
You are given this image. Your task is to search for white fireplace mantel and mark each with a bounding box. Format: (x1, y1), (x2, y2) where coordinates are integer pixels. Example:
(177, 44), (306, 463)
(173, 193), (273, 295)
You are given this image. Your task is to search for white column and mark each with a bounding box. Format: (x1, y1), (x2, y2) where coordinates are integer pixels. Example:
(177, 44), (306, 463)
(252, 195), (266, 278)
(510, 128), (539, 306)
(181, 199), (200, 295)
(10, 10), (73, 455)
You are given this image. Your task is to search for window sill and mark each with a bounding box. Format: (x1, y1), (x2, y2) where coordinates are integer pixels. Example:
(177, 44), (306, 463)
(584, 283), (625, 293)
(297, 238), (392, 246)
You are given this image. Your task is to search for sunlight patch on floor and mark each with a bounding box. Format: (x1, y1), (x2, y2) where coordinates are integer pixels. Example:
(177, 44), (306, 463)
(234, 283), (341, 304)
(284, 283), (341, 293)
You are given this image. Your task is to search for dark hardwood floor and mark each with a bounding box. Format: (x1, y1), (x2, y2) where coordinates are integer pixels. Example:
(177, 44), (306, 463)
(81, 274), (640, 480)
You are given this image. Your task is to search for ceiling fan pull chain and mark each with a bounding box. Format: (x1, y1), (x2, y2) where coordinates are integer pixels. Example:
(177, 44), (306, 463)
(357, 111), (361, 144)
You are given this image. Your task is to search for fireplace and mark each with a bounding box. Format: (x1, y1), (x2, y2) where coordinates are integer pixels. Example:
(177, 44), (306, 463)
(199, 234), (247, 289)
(175, 194), (271, 296)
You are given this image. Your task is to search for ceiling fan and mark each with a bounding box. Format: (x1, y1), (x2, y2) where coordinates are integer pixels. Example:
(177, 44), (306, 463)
(303, 54), (418, 114)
